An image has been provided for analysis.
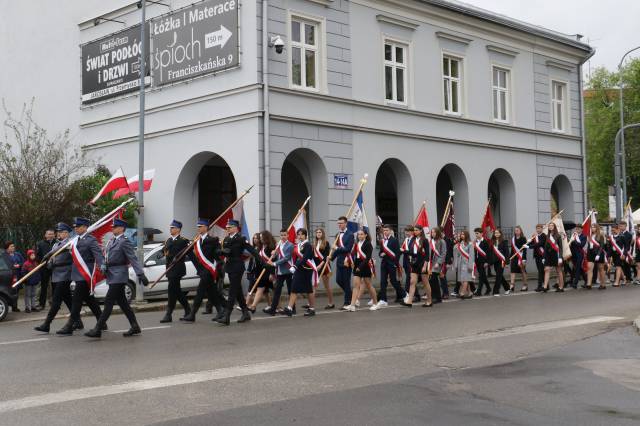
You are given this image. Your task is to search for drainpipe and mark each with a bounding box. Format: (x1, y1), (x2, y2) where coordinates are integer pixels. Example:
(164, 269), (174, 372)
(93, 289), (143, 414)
(578, 44), (595, 217)
(262, 0), (271, 230)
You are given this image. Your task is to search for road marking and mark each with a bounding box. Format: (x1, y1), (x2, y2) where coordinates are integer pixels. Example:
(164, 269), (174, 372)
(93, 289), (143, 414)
(109, 325), (171, 333)
(0, 338), (49, 346)
(0, 315), (623, 413)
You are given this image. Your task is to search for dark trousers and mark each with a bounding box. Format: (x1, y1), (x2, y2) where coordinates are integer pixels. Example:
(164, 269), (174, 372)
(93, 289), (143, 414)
(535, 257), (544, 287)
(439, 274), (449, 297)
(167, 276), (190, 315)
(335, 265), (352, 305)
(270, 274), (292, 311)
(492, 263), (509, 294)
(226, 272), (247, 311)
(475, 264), (490, 294)
(429, 274), (442, 301)
(379, 262), (405, 301)
(192, 274), (223, 315)
(572, 260), (587, 287)
(623, 262), (632, 281)
(39, 269), (51, 307)
(96, 283), (138, 328)
(44, 281), (73, 324)
(70, 281), (102, 322)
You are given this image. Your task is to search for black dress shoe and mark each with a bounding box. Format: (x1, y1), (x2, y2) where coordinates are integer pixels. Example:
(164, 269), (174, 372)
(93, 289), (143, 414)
(399, 301), (412, 308)
(304, 309), (316, 317)
(181, 313), (196, 323)
(84, 328), (102, 338)
(73, 320), (85, 331)
(203, 308), (213, 315)
(283, 307), (293, 317)
(247, 307), (256, 314)
(555, 288), (565, 292)
(216, 310), (231, 326)
(302, 304), (310, 309)
(324, 304), (335, 310)
(123, 324), (141, 337)
(56, 323), (73, 336)
(160, 314), (172, 323)
(101, 323), (108, 331)
(34, 323), (50, 333)
(542, 287), (549, 293)
(237, 309), (251, 323)
(473, 291), (482, 297)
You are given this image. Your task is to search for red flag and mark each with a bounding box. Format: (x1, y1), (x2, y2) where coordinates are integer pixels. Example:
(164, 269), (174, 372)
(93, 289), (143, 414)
(481, 202), (496, 240)
(288, 210), (307, 243)
(443, 203), (455, 239)
(415, 203), (430, 234)
(580, 210), (593, 237)
(90, 168), (129, 204)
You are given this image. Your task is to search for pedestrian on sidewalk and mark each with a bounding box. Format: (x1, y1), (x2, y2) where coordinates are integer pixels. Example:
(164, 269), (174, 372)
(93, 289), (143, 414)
(35, 228), (55, 309)
(21, 249), (41, 313)
(5, 241), (24, 312)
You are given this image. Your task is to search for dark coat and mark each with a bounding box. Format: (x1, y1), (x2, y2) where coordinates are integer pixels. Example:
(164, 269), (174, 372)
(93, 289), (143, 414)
(164, 235), (190, 279)
(378, 236), (400, 267)
(221, 233), (258, 274)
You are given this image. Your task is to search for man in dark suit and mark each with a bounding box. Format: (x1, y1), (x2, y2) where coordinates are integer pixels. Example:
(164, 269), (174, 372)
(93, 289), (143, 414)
(35, 228), (55, 309)
(161, 220), (191, 323)
(85, 218), (149, 338)
(619, 221), (634, 282)
(56, 217), (104, 336)
(473, 228), (491, 296)
(34, 223), (77, 333)
(183, 219), (224, 323)
(532, 224), (547, 292)
(377, 224), (405, 306)
(216, 219), (260, 326)
(330, 216), (354, 309)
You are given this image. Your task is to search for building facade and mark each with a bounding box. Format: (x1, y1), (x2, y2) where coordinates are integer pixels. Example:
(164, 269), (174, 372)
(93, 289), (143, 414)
(0, 0), (594, 237)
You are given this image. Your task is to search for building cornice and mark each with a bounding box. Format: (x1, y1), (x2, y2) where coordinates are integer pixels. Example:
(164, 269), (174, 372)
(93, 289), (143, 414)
(486, 44), (519, 57)
(435, 30), (472, 45)
(376, 13), (420, 30)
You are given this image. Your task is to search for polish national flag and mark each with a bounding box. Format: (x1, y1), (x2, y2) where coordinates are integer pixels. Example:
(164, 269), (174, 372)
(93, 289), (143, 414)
(415, 203), (430, 235)
(288, 209), (307, 243)
(113, 169), (155, 200)
(90, 168), (129, 204)
(581, 210), (595, 236)
(210, 199), (250, 241)
(481, 203), (496, 241)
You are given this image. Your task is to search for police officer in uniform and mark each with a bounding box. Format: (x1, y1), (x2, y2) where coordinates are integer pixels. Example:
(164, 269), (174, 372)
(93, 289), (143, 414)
(56, 217), (104, 336)
(160, 220), (192, 323)
(182, 219), (225, 323)
(85, 218), (149, 338)
(216, 219), (260, 326)
(34, 223), (80, 333)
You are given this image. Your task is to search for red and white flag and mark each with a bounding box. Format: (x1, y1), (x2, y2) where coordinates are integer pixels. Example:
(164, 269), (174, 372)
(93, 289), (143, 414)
(415, 203), (430, 235)
(481, 202), (496, 241)
(288, 209), (307, 243)
(581, 210), (595, 236)
(90, 168), (129, 204)
(210, 199), (249, 240)
(113, 169), (155, 200)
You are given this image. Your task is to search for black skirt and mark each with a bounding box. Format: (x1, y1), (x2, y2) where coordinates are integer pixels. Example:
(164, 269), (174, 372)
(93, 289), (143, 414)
(510, 257), (525, 273)
(292, 268), (313, 294)
(353, 265), (372, 278)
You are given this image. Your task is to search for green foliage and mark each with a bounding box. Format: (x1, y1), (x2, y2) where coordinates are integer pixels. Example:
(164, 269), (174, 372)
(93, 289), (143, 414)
(585, 58), (640, 218)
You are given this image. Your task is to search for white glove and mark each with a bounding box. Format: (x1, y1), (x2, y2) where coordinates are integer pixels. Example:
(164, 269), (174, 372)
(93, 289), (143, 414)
(558, 258), (563, 265)
(380, 253), (385, 257)
(289, 267), (296, 274)
(595, 256), (600, 262)
(523, 245), (529, 250)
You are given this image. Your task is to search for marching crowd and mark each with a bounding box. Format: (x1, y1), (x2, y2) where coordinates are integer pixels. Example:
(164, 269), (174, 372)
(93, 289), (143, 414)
(5, 213), (640, 339)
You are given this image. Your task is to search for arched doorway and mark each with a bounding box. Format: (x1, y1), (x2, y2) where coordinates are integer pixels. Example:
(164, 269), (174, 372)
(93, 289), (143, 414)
(281, 148), (328, 229)
(436, 164), (469, 229)
(550, 175), (574, 220)
(487, 168), (516, 231)
(375, 158), (413, 232)
(174, 152), (237, 226)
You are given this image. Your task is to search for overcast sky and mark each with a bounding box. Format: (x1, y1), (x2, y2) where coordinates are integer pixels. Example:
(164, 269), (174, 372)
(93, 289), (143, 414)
(460, 0), (640, 78)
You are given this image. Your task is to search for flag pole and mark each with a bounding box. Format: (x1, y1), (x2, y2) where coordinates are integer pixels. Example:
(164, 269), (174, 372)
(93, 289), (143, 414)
(12, 198), (135, 288)
(248, 195), (311, 296)
(439, 191), (455, 228)
(149, 185), (255, 289)
(318, 174), (369, 277)
(509, 209), (564, 261)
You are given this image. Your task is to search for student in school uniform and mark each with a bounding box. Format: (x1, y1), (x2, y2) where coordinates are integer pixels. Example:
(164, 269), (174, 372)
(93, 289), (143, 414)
(509, 225), (529, 292)
(585, 223), (606, 290)
(607, 224), (627, 287)
(346, 229), (379, 311)
(400, 226), (432, 308)
(473, 228), (491, 296)
(282, 228), (317, 317)
(532, 224), (547, 292)
(313, 228), (335, 309)
(490, 228), (510, 296)
(246, 231), (276, 313)
(399, 226), (419, 302)
(453, 230), (474, 299)
(265, 229), (294, 316)
(377, 224), (406, 306)
(428, 227), (446, 304)
(542, 222), (565, 292)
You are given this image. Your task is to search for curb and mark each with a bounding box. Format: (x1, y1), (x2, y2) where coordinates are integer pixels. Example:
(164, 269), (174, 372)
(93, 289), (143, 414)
(4, 302), (168, 324)
(634, 316), (640, 335)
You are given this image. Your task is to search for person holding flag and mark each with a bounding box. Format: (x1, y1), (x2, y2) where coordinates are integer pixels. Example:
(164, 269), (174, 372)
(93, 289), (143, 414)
(56, 217), (105, 336)
(346, 228), (378, 311)
(160, 220), (192, 323)
(569, 228), (587, 289)
(282, 228), (318, 317)
(400, 225), (418, 302)
(377, 224), (405, 306)
(330, 216), (354, 309)
(532, 224), (547, 292)
(85, 219), (149, 338)
(401, 226), (431, 308)
(246, 231), (277, 314)
(489, 229), (510, 296)
(473, 227), (491, 296)
(182, 220), (225, 323)
(265, 229), (294, 315)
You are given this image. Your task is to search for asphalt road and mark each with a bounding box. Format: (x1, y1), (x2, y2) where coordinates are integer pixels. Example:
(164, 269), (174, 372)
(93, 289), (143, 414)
(1, 286), (639, 425)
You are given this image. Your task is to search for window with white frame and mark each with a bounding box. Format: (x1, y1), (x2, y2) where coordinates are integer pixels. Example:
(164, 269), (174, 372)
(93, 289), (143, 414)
(384, 41), (407, 104)
(492, 67), (510, 123)
(291, 18), (319, 90)
(551, 80), (567, 132)
(443, 56), (462, 114)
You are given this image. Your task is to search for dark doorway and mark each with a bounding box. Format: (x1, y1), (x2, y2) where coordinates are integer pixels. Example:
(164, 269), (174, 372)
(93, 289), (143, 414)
(197, 156), (237, 222)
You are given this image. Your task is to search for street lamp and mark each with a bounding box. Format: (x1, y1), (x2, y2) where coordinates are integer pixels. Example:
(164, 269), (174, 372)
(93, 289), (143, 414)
(615, 45), (640, 220)
(136, 0), (146, 303)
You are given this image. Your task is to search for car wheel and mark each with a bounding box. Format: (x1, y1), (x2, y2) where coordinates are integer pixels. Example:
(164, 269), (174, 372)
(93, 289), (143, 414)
(0, 296), (8, 322)
(124, 282), (136, 303)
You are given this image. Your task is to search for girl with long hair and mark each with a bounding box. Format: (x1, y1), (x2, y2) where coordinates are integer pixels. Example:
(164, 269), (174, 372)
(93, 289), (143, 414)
(247, 230), (277, 312)
(453, 230), (474, 299)
(313, 228), (335, 309)
(543, 222), (564, 292)
(346, 229), (379, 311)
(509, 226), (529, 292)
